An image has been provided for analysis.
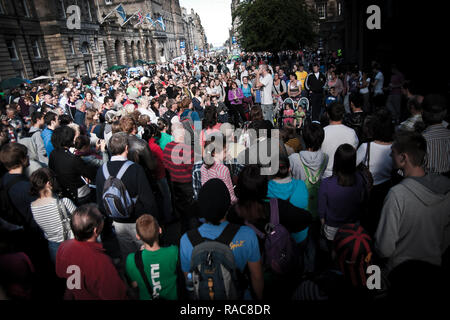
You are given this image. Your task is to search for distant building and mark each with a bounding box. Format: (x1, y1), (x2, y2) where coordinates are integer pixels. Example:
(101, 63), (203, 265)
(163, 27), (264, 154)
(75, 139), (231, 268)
(0, 0), (50, 79)
(0, 0), (207, 80)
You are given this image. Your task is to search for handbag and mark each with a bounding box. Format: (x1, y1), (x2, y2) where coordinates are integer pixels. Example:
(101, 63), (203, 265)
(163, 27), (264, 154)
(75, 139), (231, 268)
(358, 142), (374, 195)
(56, 198), (74, 240)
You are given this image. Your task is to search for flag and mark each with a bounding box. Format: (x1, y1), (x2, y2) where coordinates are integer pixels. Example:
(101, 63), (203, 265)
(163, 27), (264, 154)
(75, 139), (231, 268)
(121, 10), (139, 27)
(134, 11), (144, 27)
(100, 4), (125, 24)
(157, 16), (165, 31)
(145, 13), (155, 26)
(116, 4), (127, 23)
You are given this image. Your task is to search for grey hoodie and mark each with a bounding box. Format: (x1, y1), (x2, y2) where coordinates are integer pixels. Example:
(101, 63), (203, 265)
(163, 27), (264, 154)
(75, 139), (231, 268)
(375, 174), (450, 272)
(289, 150), (328, 182)
(19, 127), (48, 165)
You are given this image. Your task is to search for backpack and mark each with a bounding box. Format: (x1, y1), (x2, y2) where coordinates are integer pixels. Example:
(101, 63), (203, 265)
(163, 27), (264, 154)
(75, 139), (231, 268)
(134, 250), (162, 300)
(245, 198), (298, 274)
(180, 111), (195, 146)
(301, 158), (327, 219)
(0, 175), (27, 226)
(102, 161), (137, 219)
(187, 223), (242, 300)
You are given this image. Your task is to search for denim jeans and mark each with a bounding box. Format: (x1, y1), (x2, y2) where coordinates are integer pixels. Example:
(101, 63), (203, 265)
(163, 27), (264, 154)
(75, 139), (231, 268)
(261, 103), (274, 123)
(48, 240), (61, 264)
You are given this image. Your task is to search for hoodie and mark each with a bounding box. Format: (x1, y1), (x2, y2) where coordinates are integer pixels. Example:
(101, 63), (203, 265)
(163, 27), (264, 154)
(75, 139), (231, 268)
(289, 150), (328, 182)
(375, 174), (450, 272)
(267, 176), (309, 210)
(267, 177), (309, 242)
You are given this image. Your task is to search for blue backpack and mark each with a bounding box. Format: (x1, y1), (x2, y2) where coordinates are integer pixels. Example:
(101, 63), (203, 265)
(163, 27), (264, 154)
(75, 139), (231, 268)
(187, 223), (242, 300)
(102, 161), (137, 219)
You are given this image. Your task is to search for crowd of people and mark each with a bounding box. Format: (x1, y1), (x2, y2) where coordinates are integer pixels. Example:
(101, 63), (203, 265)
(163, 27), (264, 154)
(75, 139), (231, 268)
(0, 50), (449, 301)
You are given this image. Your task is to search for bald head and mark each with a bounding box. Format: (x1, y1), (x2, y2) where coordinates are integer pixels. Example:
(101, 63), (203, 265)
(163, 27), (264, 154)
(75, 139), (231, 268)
(70, 204), (104, 242)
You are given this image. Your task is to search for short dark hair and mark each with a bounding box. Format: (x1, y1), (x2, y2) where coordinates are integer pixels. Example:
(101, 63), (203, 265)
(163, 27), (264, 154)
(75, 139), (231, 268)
(70, 204), (104, 241)
(58, 114), (73, 126)
(349, 92), (363, 110)
(109, 132), (129, 156)
(392, 131), (427, 167)
(235, 165), (268, 223)
(74, 135), (90, 150)
(333, 143), (357, 187)
(373, 109), (394, 142)
(44, 111), (58, 126)
(273, 154), (290, 179)
(0, 143), (28, 170)
(104, 96), (113, 104)
(30, 111), (44, 125)
(30, 167), (57, 197)
(328, 102), (345, 122)
(51, 125), (75, 149)
(302, 122), (325, 151)
(136, 214), (160, 246)
(421, 94), (447, 126)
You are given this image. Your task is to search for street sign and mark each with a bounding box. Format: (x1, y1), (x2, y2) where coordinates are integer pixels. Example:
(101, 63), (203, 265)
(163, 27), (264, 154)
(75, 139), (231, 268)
(180, 41), (185, 49)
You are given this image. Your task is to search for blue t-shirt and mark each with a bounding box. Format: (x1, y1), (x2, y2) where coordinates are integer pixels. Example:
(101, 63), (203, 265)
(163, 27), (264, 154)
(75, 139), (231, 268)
(180, 221), (261, 273)
(41, 127), (54, 157)
(241, 84), (252, 98)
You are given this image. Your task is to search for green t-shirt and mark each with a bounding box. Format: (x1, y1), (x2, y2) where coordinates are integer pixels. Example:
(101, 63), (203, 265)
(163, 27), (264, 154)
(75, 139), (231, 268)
(126, 245), (179, 300)
(156, 132), (174, 151)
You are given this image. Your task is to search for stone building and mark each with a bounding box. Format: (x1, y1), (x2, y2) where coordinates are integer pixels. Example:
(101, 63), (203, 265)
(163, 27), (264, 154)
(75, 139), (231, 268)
(0, 0), (50, 80)
(0, 0), (206, 80)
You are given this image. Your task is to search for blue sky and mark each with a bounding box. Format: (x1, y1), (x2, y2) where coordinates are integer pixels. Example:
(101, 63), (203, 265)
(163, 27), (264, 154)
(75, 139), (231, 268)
(179, 0), (232, 47)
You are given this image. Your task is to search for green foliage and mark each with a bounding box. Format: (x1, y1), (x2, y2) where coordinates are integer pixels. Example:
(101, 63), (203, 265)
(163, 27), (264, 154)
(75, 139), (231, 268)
(233, 0), (318, 52)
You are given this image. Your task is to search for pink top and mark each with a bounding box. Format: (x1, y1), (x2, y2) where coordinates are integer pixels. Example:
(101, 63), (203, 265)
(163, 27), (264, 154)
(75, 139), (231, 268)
(200, 161), (237, 203)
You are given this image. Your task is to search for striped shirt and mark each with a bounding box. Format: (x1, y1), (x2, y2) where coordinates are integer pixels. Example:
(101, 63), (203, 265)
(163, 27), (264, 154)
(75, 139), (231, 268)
(31, 197), (76, 243)
(200, 162), (237, 203)
(422, 124), (450, 174)
(163, 141), (194, 184)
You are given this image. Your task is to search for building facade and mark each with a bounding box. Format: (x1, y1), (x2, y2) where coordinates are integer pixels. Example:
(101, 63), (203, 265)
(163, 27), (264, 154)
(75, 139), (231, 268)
(0, 0), (207, 81)
(0, 0), (51, 80)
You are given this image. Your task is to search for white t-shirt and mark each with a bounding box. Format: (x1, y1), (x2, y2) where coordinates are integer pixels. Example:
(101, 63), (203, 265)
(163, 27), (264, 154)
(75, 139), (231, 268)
(321, 124), (359, 178)
(359, 77), (371, 94)
(374, 72), (384, 95)
(356, 142), (393, 185)
(259, 73), (274, 105)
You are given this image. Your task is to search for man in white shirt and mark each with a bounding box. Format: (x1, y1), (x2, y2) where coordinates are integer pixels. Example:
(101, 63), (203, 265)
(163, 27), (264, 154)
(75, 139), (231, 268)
(255, 64), (274, 123)
(321, 102), (359, 178)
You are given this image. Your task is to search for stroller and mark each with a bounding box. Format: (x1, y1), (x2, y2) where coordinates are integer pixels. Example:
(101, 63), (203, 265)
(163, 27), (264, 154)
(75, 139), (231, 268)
(275, 97), (309, 129)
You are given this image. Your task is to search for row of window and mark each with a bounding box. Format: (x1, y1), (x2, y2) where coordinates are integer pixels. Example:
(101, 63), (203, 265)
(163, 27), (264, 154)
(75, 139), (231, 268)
(6, 38), (41, 60)
(316, 2), (343, 20)
(0, 0), (31, 17)
(68, 37), (99, 55)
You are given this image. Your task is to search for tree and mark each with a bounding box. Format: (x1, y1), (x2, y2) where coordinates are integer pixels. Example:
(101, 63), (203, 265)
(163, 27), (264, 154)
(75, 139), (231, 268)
(233, 0), (318, 53)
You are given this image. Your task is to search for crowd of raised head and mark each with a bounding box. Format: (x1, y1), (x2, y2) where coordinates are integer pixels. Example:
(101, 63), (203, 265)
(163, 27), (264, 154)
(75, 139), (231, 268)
(0, 51), (449, 301)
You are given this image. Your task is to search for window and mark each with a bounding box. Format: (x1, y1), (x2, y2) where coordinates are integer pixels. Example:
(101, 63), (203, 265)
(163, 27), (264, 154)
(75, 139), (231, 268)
(338, 2), (342, 16)
(0, 1), (5, 14)
(74, 65), (80, 77)
(94, 38), (98, 51)
(317, 3), (326, 20)
(69, 37), (75, 54)
(32, 38), (41, 58)
(87, 0), (92, 21)
(6, 40), (18, 60)
(22, 0), (30, 17)
(60, 0), (66, 18)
